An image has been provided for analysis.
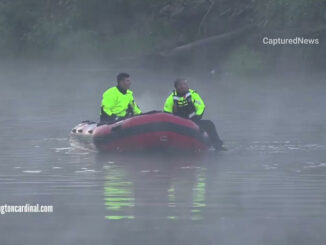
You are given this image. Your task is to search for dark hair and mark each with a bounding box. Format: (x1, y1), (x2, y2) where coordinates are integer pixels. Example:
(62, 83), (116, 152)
(117, 73), (130, 83)
(174, 78), (186, 88)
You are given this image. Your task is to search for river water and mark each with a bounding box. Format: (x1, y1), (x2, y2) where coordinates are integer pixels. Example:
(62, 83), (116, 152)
(1, 64), (326, 245)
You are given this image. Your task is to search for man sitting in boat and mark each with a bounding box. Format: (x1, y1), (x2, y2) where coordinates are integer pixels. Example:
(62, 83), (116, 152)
(164, 78), (227, 151)
(100, 73), (141, 124)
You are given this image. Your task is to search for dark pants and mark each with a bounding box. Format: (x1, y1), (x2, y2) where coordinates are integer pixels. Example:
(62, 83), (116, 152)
(100, 106), (128, 124)
(100, 106), (133, 124)
(100, 113), (117, 124)
(196, 120), (223, 149)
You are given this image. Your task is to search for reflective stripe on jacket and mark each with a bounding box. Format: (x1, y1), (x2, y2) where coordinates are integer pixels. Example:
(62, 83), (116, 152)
(163, 89), (205, 118)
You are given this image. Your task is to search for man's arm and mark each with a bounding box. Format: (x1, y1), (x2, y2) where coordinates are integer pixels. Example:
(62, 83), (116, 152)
(164, 94), (174, 113)
(130, 99), (141, 115)
(101, 89), (116, 116)
(192, 92), (205, 116)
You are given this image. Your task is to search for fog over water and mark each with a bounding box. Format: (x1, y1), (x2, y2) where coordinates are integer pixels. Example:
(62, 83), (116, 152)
(1, 62), (326, 245)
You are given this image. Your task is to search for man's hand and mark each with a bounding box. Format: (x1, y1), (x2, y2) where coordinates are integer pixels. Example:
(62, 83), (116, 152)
(109, 114), (119, 121)
(189, 113), (201, 122)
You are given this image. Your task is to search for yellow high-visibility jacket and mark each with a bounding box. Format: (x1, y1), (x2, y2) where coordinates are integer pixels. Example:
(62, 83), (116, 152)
(164, 89), (205, 118)
(101, 86), (141, 117)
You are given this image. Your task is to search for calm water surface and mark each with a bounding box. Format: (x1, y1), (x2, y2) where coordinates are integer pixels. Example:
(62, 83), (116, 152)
(1, 66), (326, 245)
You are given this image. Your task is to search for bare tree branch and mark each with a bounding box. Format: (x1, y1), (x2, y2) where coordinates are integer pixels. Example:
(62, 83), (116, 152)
(197, 0), (215, 37)
(162, 24), (257, 57)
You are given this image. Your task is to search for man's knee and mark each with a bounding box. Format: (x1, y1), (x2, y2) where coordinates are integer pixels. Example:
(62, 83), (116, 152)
(200, 120), (215, 130)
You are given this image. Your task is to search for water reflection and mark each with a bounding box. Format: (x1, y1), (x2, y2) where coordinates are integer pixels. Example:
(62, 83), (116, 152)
(97, 153), (210, 221)
(104, 165), (135, 220)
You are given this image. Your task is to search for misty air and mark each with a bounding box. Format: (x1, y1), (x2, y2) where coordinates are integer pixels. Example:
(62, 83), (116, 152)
(0, 1), (325, 245)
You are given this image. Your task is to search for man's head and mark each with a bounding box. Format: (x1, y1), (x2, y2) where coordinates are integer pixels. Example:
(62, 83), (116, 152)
(117, 72), (131, 90)
(174, 78), (189, 95)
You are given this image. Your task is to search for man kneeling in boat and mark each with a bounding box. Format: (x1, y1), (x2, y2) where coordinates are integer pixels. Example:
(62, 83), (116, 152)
(100, 73), (141, 124)
(164, 78), (227, 151)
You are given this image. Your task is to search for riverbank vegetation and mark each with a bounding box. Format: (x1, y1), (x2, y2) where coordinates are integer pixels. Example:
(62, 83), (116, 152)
(0, 0), (325, 73)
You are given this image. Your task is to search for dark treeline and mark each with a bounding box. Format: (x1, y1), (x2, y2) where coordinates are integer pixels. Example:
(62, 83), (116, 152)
(0, 0), (325, 73)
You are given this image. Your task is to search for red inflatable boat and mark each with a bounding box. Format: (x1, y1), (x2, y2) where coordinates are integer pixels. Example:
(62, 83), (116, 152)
(70, 112), (211, 152)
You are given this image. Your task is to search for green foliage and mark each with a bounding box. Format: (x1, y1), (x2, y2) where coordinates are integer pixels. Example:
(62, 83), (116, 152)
(255, 0), (326, 28)
(0, 0), (42, 55)
(0, 0), (324, 72)
(26, 17), (72, 55)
